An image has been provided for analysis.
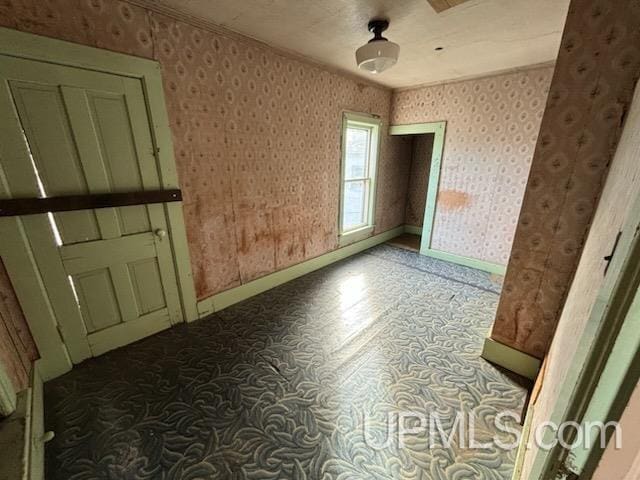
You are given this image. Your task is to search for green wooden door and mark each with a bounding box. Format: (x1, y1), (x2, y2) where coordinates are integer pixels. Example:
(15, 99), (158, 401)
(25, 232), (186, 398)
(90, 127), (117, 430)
(0, 55), (183, 361)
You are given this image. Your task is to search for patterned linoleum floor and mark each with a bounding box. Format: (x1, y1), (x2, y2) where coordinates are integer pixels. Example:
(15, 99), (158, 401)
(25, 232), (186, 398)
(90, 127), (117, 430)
(44, 245), (526, 480)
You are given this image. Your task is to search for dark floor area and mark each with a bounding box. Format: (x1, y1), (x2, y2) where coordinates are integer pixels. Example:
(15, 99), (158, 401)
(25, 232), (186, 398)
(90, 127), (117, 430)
(387, 232), (421, 252)
(44, 245), (524, 479)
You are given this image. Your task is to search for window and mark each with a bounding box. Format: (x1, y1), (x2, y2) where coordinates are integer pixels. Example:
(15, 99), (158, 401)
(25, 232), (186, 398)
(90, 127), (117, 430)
(339, 113), (381, 240)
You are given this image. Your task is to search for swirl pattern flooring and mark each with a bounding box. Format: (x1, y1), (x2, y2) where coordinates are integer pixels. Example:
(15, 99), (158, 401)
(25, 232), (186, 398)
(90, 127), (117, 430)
(45, 244), (526, 479)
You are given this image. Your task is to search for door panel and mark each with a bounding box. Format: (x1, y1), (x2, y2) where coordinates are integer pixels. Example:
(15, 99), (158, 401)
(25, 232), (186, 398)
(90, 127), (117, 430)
(9, 81), (101, 244)
(83, 89), (154, 236)
(73, 268), (123, 333)
(0, 55), (183, 360)
(128, 258), (167, 315)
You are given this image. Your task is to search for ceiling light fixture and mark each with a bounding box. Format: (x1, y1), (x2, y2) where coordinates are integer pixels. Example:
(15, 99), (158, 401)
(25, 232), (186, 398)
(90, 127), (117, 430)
(356, 19), (400, 74)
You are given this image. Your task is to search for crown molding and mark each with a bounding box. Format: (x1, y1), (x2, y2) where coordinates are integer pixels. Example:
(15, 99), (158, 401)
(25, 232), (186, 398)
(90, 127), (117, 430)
(125, 0), (390, 91)
(393, 61), (556, 92)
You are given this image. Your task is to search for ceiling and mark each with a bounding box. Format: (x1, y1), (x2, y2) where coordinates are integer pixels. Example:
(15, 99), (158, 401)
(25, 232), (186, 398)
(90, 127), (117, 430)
(148, 0), (570, 89)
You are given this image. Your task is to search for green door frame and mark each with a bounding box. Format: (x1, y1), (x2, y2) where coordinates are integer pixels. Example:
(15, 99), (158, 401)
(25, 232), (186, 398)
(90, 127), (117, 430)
(0, 27), (198, 381)
(389, 122), (506, 275)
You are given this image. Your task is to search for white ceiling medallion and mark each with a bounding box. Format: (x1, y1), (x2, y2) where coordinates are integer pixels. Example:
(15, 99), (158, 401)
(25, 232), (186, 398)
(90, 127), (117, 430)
(355, 19), (400, 74)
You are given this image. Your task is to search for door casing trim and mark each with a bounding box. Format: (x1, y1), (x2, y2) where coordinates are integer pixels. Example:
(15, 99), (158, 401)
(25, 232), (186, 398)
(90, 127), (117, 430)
(0, 27), (198, 380)
(389, 122), (507, 275)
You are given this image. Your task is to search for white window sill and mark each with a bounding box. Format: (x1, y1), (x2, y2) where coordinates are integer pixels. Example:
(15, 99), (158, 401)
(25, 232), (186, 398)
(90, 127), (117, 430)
(339, 225), (375, 247)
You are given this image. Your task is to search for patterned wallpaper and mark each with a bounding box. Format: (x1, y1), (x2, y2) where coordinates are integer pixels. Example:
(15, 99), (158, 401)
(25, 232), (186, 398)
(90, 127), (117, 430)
(491, 0), (640, 359)
(521, 75), (640, 479)
(0, 0), (409, 299)
(376, 136), (414, 234)
(392, 67), (554, 265)
(0, 260), (38, 392)
(6, 0), (632, 367)
(404, 134), (434, 227)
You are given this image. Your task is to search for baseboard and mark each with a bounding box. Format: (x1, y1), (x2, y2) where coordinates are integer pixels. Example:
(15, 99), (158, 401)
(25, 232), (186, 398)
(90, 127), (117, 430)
(28, 361), (45, 480)
(422, 247), (507, 276)
(403, 225), (422, 235)
(0, 361), (45, 480)
(481, 337), (542, 380)
(197, 226), (404, 317)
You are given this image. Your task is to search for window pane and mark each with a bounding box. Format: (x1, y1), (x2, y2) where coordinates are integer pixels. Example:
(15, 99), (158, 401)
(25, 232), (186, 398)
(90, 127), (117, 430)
(345, 127), (369, 179)
(343, 180), (366, 230)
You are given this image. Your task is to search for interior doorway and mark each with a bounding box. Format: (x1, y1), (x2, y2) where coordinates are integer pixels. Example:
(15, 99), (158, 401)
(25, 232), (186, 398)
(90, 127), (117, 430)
(390, 121), (510, 276)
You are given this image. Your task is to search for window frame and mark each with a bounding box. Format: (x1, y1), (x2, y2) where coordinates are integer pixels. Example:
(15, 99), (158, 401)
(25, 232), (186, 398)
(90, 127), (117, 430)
(338, 112), (381, 244)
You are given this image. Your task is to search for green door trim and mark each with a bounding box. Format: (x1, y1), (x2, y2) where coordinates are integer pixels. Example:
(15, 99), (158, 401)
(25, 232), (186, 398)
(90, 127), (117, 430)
(0, 216), (73, 380)
(390, 122), (506, 275)
(0, 27), (198, 380)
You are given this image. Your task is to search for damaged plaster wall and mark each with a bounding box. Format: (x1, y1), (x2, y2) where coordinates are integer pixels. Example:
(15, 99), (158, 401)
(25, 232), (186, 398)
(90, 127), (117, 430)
(0, 260), (38, 393)
(392, 66), (554, 265)
(0, 0), (411, 300)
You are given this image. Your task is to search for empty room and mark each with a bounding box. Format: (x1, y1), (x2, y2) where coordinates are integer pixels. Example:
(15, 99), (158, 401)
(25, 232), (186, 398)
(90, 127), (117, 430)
(1, 1), (640, 479)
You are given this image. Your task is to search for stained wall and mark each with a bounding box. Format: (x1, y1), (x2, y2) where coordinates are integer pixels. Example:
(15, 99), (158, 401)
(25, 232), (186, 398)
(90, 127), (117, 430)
(0, 0), (411, 300)
(0, 259), (38, 392)
(491, 0), (640, 359)
(392, 66), (554, 265)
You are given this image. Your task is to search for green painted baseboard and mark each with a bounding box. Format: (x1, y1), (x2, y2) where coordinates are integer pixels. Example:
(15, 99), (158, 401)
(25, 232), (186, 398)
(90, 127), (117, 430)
(28, 361), (45, 480)
(481, 337), (542, 380)
(403, 225), (422, 236)
(422, 247), (507, 276)
(0, 361), (45, 480)
(197, 226), (404, 317)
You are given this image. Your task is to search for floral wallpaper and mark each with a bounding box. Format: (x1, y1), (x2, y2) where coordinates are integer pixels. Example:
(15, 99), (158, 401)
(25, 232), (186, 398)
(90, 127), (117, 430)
(0, 0), (409, 299)
(491, 0), (640, 359)
(392, 67), (554, 265)
(0, 259), (38, 392)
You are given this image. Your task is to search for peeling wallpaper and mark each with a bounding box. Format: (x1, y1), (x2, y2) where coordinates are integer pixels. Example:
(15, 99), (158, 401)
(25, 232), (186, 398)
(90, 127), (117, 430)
(0, 0), (409, 299)
(491, 0), (640, 359)
(404, 134), (434, 228)
(0, 259), (38, 393)
(392, 67), (554, 265)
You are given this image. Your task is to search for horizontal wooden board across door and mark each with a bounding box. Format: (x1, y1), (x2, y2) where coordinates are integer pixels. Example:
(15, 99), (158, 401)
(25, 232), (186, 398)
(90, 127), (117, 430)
(0, 54), (184, 360)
